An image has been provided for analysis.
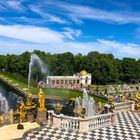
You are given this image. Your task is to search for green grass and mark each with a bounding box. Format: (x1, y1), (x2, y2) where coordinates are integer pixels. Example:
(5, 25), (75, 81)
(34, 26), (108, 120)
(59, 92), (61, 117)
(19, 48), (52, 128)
(45, 88), (82, 98)
(0, 73), (28, 90)
(0, 72), (108, 102)
(0, 73), (82, 98)
(89, 85), (107, 91)
(90, 94), (108, 103)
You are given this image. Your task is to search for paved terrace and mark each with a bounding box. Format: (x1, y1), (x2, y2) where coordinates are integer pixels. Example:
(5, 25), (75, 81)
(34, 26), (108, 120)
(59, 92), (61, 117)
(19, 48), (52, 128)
(22, 111), (140, 140)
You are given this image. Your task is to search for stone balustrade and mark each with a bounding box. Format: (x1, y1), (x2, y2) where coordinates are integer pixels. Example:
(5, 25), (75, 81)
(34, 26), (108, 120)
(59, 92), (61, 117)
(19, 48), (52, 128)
(47, 110), (116, 132)
(115, 101), (135, 111)
(88, 113), (113, 130)
(107, 89), (138, 94)
(61, 116), (79, 130)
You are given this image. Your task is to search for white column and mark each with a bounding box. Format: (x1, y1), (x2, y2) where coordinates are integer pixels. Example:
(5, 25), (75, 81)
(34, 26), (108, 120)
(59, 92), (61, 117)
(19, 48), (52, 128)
(130, 102), (135, 111)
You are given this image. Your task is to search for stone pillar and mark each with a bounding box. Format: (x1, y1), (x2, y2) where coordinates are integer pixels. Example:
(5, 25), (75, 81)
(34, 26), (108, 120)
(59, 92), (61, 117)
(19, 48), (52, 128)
(79, 119), (89, 132)
(50, 80), (52, 87)
(46, 78), (49, 85)
(53, 114), (63, 128)
(130, 102), (135, 111)
(111, 113), (117, 125)
(36, 109), (47, 124)
(26, 112), (34, 122)
(87, 78), (91, 85)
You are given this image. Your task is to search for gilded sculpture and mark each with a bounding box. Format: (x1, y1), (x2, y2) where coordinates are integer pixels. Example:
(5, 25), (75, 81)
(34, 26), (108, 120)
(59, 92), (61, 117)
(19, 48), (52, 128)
(38, 88), (46, 111)
(135, 92), (140, 111)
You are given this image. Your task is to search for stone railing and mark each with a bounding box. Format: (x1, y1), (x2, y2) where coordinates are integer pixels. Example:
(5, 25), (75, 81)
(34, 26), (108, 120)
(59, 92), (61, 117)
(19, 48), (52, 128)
(88, 113), (113, 130)
(47, 110), (116, 132)
(107, 89), (138, 94)
(61, 116), (79, 130)
(114, 101), (135, 111)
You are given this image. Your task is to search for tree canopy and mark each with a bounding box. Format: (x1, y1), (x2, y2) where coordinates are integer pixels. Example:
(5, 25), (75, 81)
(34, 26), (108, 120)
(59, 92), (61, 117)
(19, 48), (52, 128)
(0, 50), (140, 85)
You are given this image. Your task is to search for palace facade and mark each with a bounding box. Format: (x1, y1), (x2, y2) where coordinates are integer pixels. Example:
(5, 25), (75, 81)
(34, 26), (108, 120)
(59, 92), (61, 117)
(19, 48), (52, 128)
(46, 70), (91, 89)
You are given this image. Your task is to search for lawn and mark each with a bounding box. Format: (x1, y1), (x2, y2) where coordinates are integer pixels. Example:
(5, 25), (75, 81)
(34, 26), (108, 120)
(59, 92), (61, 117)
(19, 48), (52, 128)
(45, 88), (82, 98)
(0, 72), (108, 102)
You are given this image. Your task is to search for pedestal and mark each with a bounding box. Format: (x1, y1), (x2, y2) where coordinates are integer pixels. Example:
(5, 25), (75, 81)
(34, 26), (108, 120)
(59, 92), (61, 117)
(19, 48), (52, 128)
(26, 113), (34, 122)
(13, 119), (19, 124)
(111, 113), (117, 125)
(36, 109), (47, 124)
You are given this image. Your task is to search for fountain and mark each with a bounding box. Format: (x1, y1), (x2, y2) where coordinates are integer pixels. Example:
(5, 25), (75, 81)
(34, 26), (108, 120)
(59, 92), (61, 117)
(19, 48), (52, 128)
(28, 54), (47, 92)
(0, 92), (9, 115)
(74, 89), (96, 118)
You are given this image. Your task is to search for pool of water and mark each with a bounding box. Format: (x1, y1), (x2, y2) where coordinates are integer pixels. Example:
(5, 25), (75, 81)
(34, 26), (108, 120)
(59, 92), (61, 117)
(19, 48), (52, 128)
(0, 81), (75, 116)
(32, 98), (75, 116)
(0, 81), (25, 114)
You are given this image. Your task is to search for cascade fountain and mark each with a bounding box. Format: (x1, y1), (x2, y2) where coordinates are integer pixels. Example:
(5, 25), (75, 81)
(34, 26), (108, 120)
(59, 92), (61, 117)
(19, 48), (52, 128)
(28, 54), (47, 92)
(75, 89), (96, 117)
(0, 92), (9, 115)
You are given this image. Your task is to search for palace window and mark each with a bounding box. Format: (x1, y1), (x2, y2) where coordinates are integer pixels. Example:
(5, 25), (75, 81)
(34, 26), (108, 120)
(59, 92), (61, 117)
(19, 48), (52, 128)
(52, 80), (55, 84)
(61, 80), (63, 84)
(65, 80), (68, 84)
(85, 77), (88, 84)
(56, 80), (59, 84)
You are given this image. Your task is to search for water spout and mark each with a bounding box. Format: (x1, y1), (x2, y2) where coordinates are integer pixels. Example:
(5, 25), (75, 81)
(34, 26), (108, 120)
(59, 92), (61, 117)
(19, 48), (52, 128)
(75, 89), (96, 117)
(0, 92), (9, 114)
(28, 54), (47, 92)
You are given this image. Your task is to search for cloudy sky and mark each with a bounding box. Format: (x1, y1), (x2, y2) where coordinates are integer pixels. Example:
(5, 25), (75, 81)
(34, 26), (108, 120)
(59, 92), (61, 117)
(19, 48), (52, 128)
(0, 0), (140, 58)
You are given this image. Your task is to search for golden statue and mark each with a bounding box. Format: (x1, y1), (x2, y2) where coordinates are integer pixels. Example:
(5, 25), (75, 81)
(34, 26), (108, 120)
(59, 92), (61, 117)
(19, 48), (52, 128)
(0, 114), (4, 124)
(26, 92), (36, 110)
(121, 95), (126, 102)
(26, 92), (32, 106)
(38, 88), (46, 111)
(135, 93), (140, 111)
(55, 103), (62, 114)
(98, 101), (102, 111)
(136, 93), (140, 100)
(108, 95), (114, 102)
(111, 102), (115, 109)
(19, 101), (26, 118)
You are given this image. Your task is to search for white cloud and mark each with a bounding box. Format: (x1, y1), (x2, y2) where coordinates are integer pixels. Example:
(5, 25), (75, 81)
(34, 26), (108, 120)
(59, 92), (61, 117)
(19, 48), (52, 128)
(62, 27), (82, 40)
(43, 1), (140, 24)
(0, 5), (7, 11)
(7, 1), (24, 11)
(1, 0), (140, 25)
(97, 39), (140, 57)
(0, 18), (9, 23)
(0, 0), (26, 12)
(0, 24), (140, 58)
(0, 25), (64, 43)
(29, 5), (66, 24)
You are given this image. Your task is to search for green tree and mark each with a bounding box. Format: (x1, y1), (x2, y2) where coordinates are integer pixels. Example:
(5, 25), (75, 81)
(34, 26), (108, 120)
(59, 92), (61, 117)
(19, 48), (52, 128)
(122, 58), (137, 83)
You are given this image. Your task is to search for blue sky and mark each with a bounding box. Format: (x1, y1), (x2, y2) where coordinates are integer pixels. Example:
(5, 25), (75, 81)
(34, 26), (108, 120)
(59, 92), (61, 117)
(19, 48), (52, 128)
(0, 0), (140, 58)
